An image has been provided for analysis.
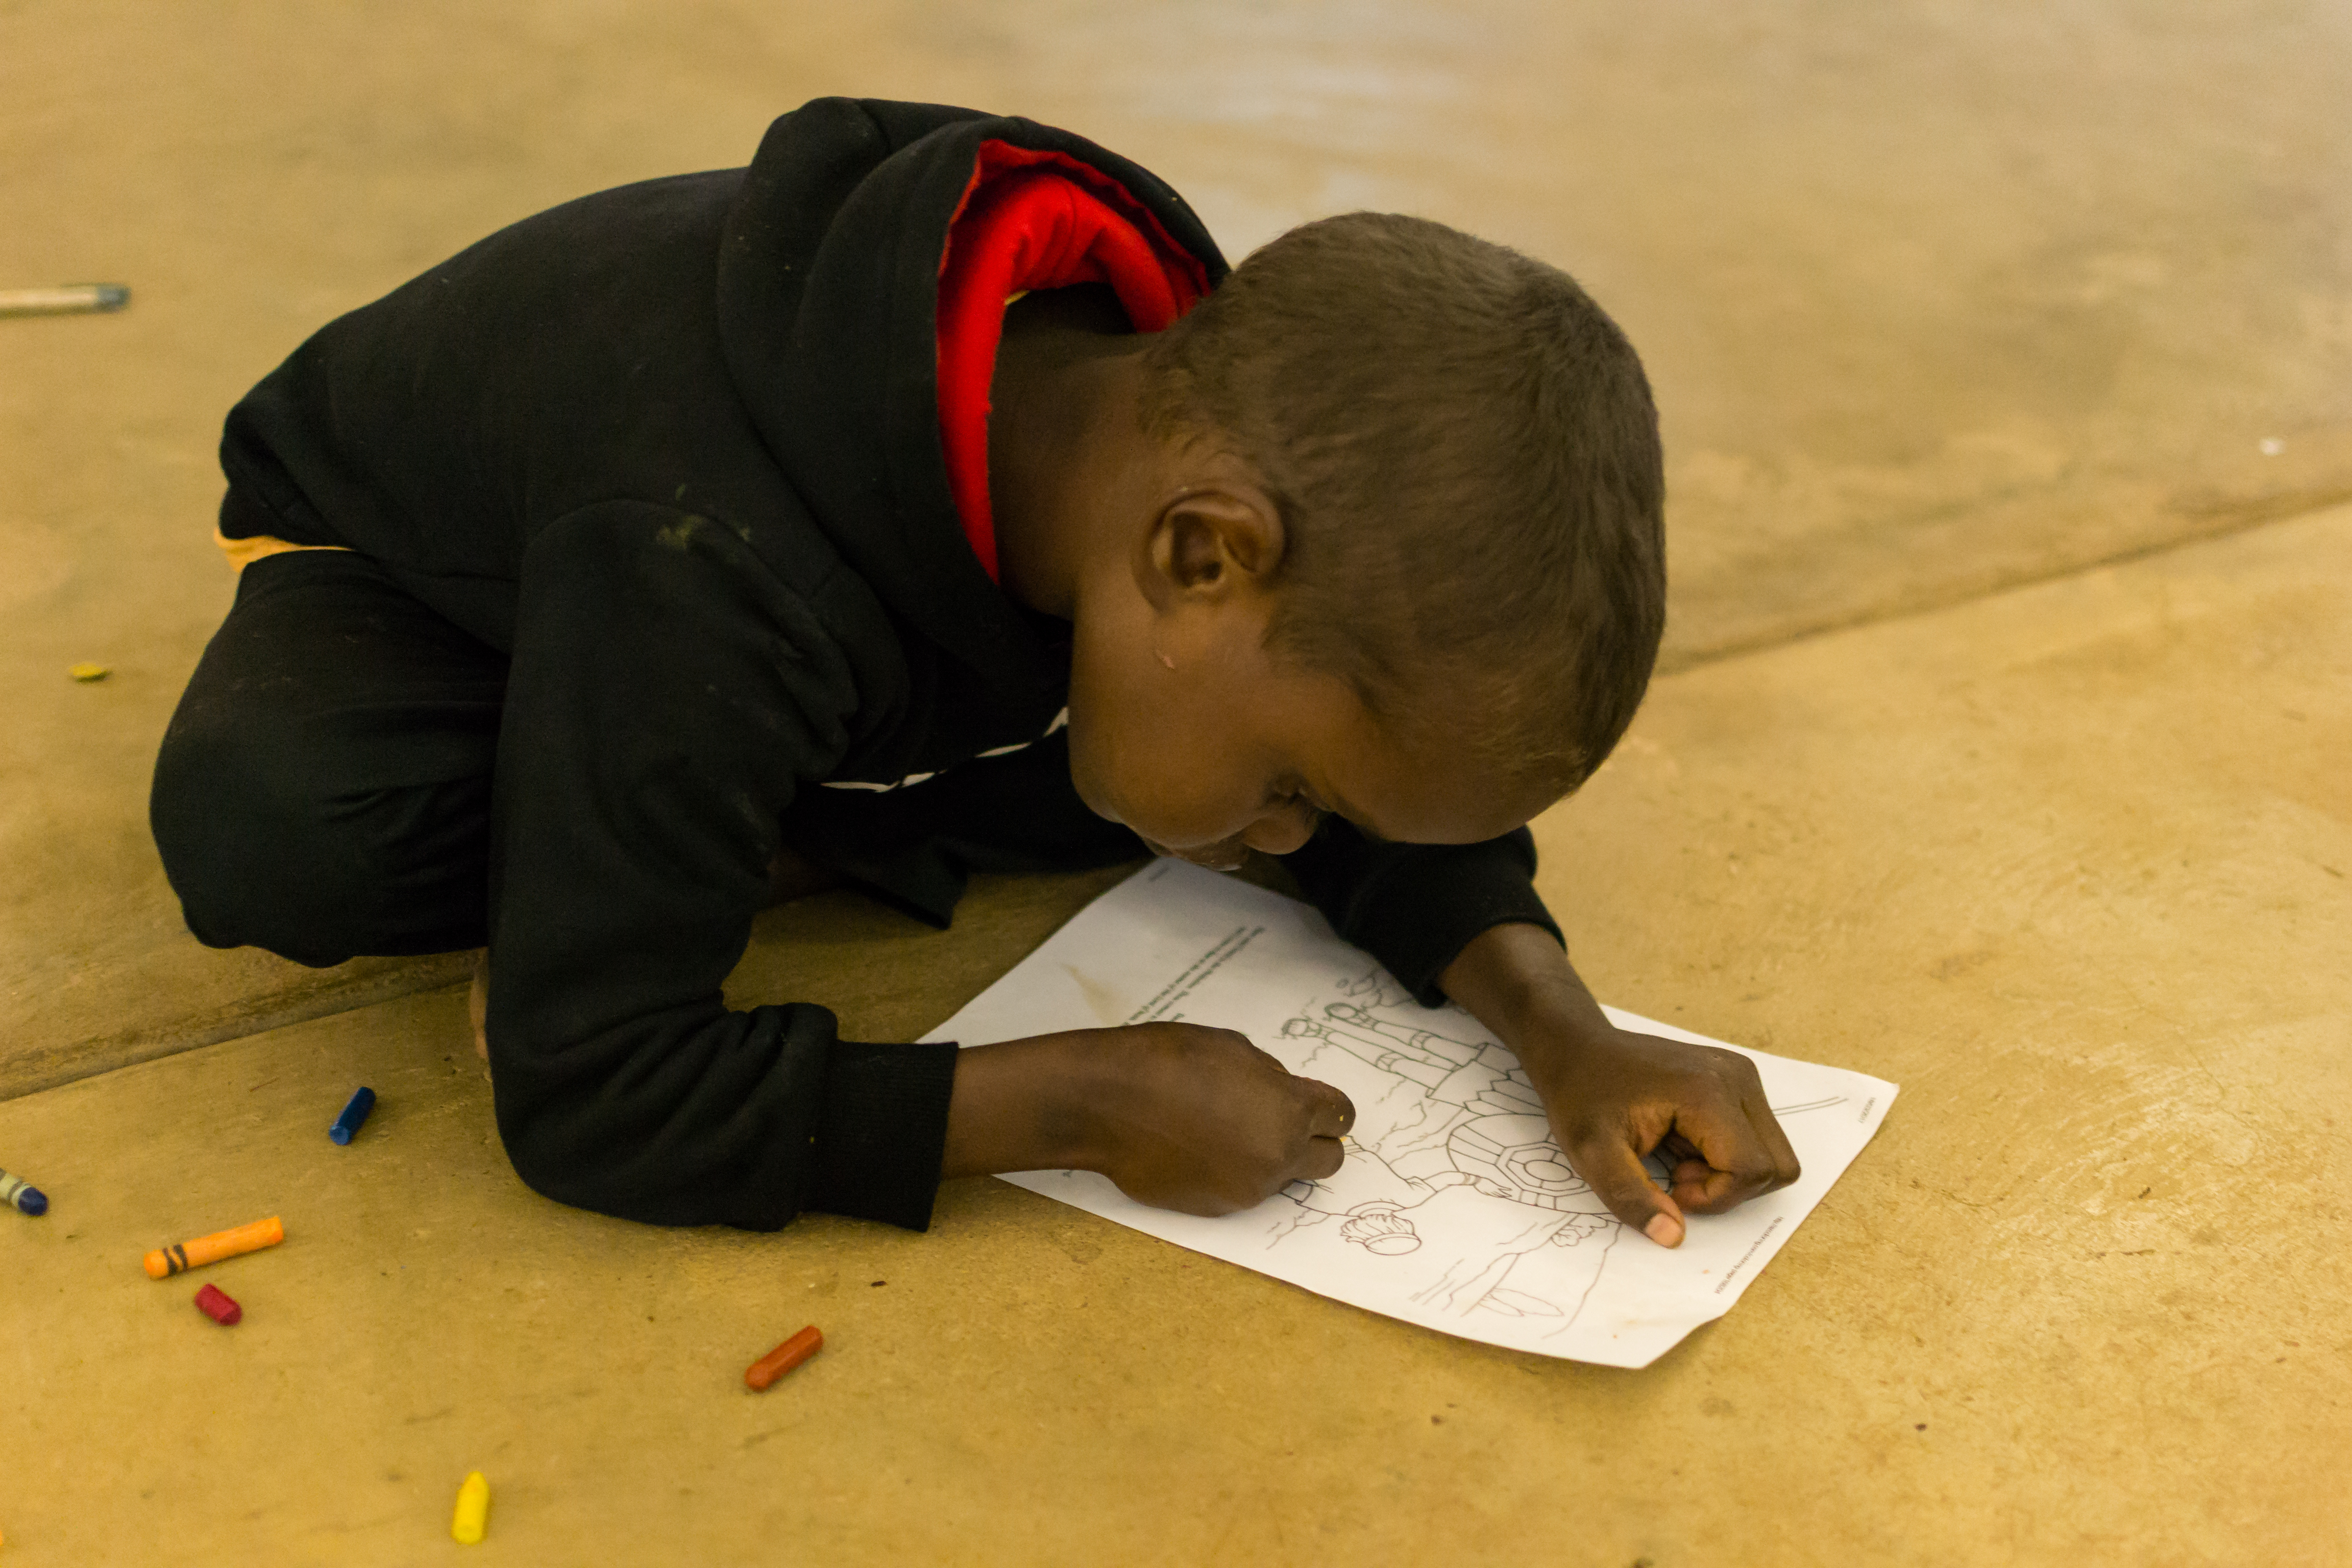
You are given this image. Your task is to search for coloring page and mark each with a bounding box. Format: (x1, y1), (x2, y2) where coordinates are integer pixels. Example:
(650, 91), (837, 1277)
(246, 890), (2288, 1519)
(924, 860), (1898, 1367)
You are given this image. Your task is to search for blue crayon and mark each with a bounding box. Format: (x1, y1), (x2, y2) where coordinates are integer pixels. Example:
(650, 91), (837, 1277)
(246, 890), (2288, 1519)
(329, 1087), (378, 1145)
(1, 1168), (47, 1216)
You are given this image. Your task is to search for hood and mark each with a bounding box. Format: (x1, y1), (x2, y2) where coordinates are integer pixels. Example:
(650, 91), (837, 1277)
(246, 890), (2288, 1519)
(715, 96), (1230, 699)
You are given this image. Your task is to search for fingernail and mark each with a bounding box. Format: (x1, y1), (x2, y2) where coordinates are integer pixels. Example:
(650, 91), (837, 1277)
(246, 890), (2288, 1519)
(1644, 1214), (1683, 1247)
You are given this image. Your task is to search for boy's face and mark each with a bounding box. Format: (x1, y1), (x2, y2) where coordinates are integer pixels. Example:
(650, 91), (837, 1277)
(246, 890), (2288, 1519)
(1062, 499), (1553, 868)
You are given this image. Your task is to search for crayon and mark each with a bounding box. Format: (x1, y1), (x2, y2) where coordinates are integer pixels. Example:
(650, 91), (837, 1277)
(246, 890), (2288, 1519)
(143, 1215), (284, 1278)
(329, 1087), (377, 1145)
(0, 1169), (46, 1216)
(194, 1283), (243, 1326)
(450, 1471), (490, 1544)
(0, 283), (129, 317)
(744, 1324), (824, 1391)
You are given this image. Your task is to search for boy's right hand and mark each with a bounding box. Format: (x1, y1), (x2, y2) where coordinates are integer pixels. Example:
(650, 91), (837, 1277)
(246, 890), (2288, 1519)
(943, 1024), (1353, 1217)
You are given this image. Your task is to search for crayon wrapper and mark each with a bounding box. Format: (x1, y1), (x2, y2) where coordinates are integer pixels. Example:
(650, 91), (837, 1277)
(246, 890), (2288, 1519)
(144, 1215), (285, 1277)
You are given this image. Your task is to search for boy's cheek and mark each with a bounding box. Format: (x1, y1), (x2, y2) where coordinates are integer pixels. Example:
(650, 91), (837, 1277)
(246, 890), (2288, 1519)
(1065, 704), (1256, 849)
(1062, 716), (1138, 828)
(1064, 701), (1156, 821)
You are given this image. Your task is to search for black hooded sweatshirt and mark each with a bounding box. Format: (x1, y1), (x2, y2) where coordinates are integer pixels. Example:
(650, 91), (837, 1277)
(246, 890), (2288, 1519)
(216, 97), (1560, 1233)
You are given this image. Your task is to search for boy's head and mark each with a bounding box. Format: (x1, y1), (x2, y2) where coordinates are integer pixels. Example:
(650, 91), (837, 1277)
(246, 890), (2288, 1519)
(1052, 212), (1665, 866)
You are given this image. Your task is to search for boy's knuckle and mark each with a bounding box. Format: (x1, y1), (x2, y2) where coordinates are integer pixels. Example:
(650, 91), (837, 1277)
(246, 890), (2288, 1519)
(1678, 1074), (1722, 1105)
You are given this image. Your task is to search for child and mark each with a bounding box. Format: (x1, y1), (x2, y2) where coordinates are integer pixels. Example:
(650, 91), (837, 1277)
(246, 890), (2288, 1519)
(151, 97), (1799, 1244)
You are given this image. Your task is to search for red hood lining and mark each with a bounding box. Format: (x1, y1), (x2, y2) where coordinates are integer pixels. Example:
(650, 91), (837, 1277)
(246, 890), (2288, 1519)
(936, 140), (1211, 581)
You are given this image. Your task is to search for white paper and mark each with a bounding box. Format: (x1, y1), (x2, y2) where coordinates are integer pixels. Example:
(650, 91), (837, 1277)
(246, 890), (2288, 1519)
(924, 860), (1897, 1367)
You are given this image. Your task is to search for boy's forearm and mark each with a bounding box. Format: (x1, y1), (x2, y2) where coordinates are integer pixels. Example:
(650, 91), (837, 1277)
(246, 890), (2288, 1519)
(1437, 922), (1613, 1085)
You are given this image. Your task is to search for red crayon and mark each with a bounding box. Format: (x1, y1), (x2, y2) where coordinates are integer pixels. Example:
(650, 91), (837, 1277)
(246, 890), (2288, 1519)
(194, 1283), (243, 1326)
(744, 1325), (823, 1390)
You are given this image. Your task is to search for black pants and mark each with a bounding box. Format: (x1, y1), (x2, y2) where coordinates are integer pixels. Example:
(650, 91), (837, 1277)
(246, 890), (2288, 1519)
(152, 551), (507, 967)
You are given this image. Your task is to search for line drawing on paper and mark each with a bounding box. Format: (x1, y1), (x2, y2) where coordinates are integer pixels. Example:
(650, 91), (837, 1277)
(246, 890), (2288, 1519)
(936, 860), (1901, 1365)
(1254, 968), (1847, 1335)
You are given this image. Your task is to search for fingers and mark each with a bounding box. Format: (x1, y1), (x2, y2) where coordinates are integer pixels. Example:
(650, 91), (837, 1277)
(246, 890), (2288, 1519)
(1125, 1025), (1356, 1209)
(1661, 1072), (1804, 1215)
(1747, 1088), (1805, 1191)
(1284, 1080), (1352, 1184)
(1296, 1076), (1355, 1140)
(1568, 1135), (1686, 1246)
(1298, 1136), (1345, 1182)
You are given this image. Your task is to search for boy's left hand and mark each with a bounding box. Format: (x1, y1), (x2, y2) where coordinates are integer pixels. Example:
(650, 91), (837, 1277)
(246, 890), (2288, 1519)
(1524, 1021), (1801, 1248)
(1439, 921), (1802, 1248)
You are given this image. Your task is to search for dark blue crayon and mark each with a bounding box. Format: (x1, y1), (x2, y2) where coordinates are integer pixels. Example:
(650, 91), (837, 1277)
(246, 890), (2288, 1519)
(0, 1168), (47, 1216)
(329, 1087), (378, 1145)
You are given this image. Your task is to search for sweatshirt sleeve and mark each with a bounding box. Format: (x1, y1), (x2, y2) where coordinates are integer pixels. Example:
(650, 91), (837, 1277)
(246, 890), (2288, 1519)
(1281, 820), (1564, 1008)
(482, 501), (956, 1232)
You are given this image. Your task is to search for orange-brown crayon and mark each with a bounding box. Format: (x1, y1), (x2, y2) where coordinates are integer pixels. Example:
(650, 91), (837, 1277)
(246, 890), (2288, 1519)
(744, 1325), (823, 1390)
(143, 1215), (284, 1278)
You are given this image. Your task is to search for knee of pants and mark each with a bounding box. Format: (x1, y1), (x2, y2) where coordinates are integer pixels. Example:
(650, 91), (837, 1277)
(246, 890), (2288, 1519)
(151, 708), (489, 966)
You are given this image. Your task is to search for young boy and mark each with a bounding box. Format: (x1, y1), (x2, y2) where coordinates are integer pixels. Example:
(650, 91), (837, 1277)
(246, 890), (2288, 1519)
(152, 97), (1799, 1246)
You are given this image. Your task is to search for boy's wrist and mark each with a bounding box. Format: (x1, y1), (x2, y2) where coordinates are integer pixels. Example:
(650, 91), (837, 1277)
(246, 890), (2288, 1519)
(940, 1032), (1115, 1180)
(1503, 1002), (1624, 1103)
(1439, 922), (1616, 1082)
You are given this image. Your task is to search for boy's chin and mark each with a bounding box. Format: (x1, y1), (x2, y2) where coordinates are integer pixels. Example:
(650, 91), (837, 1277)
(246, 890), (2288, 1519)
(1063, 756), (1121, 826)
(1066, 759), (1250, 869)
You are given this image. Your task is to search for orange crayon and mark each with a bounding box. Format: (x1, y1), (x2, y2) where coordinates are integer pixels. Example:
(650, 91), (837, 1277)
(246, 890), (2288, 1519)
(143, 1215), (284, 1278)
(744, 1325), (823, 1390)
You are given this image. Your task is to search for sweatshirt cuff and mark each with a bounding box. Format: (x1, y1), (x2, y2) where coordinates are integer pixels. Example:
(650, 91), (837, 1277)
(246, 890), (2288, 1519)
(804, 1039), (960, 1230)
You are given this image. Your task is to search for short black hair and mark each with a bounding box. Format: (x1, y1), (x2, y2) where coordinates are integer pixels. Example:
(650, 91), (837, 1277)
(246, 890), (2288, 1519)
(1139, 212), (1665, 796)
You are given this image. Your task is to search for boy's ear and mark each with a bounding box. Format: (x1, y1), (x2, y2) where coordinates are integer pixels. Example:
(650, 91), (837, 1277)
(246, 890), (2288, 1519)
(1141, 483), (1288, 609)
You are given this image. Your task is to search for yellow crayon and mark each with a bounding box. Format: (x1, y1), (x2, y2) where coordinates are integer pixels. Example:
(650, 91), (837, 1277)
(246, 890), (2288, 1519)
(142, 1215), (284, 1278)
(450, 1471), (491, 1544)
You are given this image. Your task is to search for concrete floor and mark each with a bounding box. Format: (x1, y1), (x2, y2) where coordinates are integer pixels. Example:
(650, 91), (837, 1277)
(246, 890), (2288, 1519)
(3, 2), (2348, 1561)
